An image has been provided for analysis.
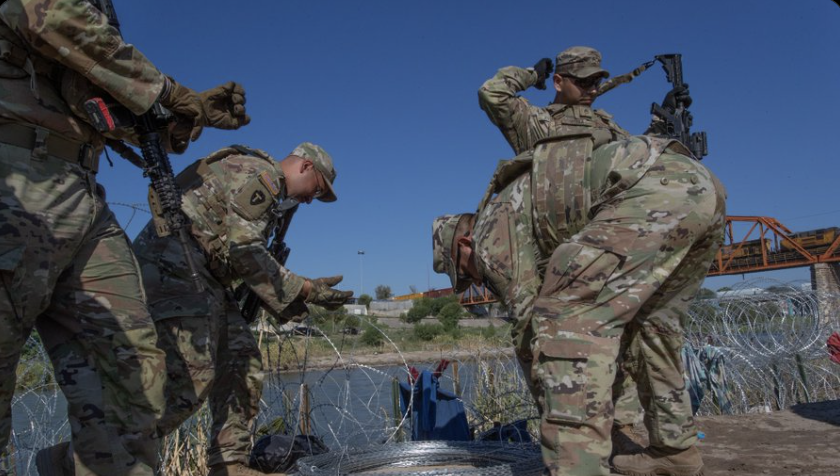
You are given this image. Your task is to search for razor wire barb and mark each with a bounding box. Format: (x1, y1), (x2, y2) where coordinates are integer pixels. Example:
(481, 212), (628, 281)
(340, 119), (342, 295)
(107, 201), (150, 230)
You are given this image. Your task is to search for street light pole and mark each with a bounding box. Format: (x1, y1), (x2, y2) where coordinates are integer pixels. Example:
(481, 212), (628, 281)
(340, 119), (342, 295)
(357, 250), (365, 299)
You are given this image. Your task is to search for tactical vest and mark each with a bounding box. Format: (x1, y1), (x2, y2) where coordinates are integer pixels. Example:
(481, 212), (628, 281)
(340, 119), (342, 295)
(544, 104), (629, 150)
(527, 104), (645, 254)
(530, 133), (691, 255)
(0, 21), (59, 85)
(479, 133), (691, 258)
(148, 145), (282, 282)
(479, 105), (628, 255)
(0, 18), (105, 145)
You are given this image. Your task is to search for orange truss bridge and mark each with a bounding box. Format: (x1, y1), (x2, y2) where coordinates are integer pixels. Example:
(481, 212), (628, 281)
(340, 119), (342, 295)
(710, 216), (840, 276)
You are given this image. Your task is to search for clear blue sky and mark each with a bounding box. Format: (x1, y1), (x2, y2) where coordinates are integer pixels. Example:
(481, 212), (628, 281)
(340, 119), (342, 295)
(99, 0), (840, 297)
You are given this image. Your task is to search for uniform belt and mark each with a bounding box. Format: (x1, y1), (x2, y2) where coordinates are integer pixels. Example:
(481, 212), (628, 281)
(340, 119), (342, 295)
(0, 123), (99, 173)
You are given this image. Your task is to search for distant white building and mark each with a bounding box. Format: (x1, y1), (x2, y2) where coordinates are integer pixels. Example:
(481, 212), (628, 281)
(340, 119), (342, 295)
(344, 304), (368, 316)
(717, 287), (765, 299)
(369, 300), (414, 317)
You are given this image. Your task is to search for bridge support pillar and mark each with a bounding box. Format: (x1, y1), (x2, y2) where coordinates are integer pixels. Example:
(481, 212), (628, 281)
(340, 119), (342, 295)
(810, 263), (840, 327)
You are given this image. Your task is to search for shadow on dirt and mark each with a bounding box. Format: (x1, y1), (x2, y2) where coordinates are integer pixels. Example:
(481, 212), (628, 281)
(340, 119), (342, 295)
(789, 399), (840, 427)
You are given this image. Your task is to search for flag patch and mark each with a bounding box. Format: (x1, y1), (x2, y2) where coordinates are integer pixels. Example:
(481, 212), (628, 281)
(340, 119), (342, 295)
(259, 170), (281, 197)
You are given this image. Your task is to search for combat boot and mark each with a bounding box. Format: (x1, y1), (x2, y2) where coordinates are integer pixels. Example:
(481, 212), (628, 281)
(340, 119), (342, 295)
(35, 441), (71, 476)
(208, 462), (286, 476)
(610, 423), (644, 458)
(613, 445), (704, 476)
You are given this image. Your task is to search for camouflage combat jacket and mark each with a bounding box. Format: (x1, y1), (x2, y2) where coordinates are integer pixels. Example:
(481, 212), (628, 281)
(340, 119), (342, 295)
(474, 136), (692, 323)
(0, 0), (164, 146)
(474, 171), (542, 326)
(478, 66), (629, 155)
(134, 146), (305, 316)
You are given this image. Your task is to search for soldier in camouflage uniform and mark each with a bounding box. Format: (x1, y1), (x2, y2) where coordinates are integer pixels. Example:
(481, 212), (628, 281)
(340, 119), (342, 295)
(478, 46), (631, 155)
(0, 1), (248, 475)
(479, 46), (664, 452)
(433, 134), (726, 476)
(478, 46), (691, 153)
(133, 142), (352, 476)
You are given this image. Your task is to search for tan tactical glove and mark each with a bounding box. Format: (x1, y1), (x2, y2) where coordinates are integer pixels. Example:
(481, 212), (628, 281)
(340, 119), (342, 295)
(271, 299), (309, 324)
(304, 275), (354, 310)
(159, 76), (204, 151)
(198, 81), (250, 129)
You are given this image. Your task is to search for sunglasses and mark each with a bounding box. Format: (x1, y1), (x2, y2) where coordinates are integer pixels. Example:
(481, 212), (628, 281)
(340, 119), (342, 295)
(565, 75), (603, 90)
(313, 171), (326, 199)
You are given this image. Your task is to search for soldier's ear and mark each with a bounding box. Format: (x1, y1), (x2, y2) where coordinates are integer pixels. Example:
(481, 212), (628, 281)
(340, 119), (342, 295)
(299, 159), (315, 173)
(553, 73), (564, 93)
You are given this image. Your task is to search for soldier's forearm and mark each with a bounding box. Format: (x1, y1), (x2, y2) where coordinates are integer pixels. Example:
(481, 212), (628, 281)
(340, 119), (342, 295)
(478, 66), (539, 108)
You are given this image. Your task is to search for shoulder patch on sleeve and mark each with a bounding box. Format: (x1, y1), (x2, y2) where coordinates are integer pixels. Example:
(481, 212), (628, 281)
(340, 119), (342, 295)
(232, 176), (275, 221)
(259, 170), (281, 198)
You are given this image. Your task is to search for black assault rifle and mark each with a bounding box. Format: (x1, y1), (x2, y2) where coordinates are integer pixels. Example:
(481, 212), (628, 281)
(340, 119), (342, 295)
(82, 0), (204, 292)
(235, 200), (299, 323)
(650, 54), (708, 160)
(84, 101), (205, 293)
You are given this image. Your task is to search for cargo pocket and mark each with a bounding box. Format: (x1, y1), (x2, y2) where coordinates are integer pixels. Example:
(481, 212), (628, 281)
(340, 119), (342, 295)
(539, 242), (622, 303)
(536, 338), (592, 424)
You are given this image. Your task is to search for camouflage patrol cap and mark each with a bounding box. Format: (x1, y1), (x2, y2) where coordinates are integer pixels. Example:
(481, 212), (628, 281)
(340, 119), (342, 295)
(432, 214), (469, 292)
(290, 142), (337, 202)
(556, 46), (609, 79)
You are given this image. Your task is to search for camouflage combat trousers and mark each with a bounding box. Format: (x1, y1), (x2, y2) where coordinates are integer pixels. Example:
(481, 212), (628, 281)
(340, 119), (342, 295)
(511, 309), (642, 427)
(0, 144), (165, 475)
(530, 151), (726, 476)
(135, 238), (264, 467)
(610, 348), (643, 428)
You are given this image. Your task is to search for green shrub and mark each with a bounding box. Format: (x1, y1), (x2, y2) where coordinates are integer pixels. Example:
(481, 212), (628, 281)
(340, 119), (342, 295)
(446, 325), (463, 340)
(358, 294), (373, 308)
(309, 305), (348, 333)
(406, 297), (433, 323)
(429, 295), (460, 316)
(413, 323), (444, 341)
(359, 321), (384, 347)
(343, 314), (361, 329)
(438, 302), (463, 331)
(407, 295), (463, 323)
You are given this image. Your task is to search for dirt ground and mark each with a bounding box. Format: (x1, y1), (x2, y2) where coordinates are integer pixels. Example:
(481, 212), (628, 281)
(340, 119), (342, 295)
(692, 399), (840, 476)
(620, 399), (840, 476)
